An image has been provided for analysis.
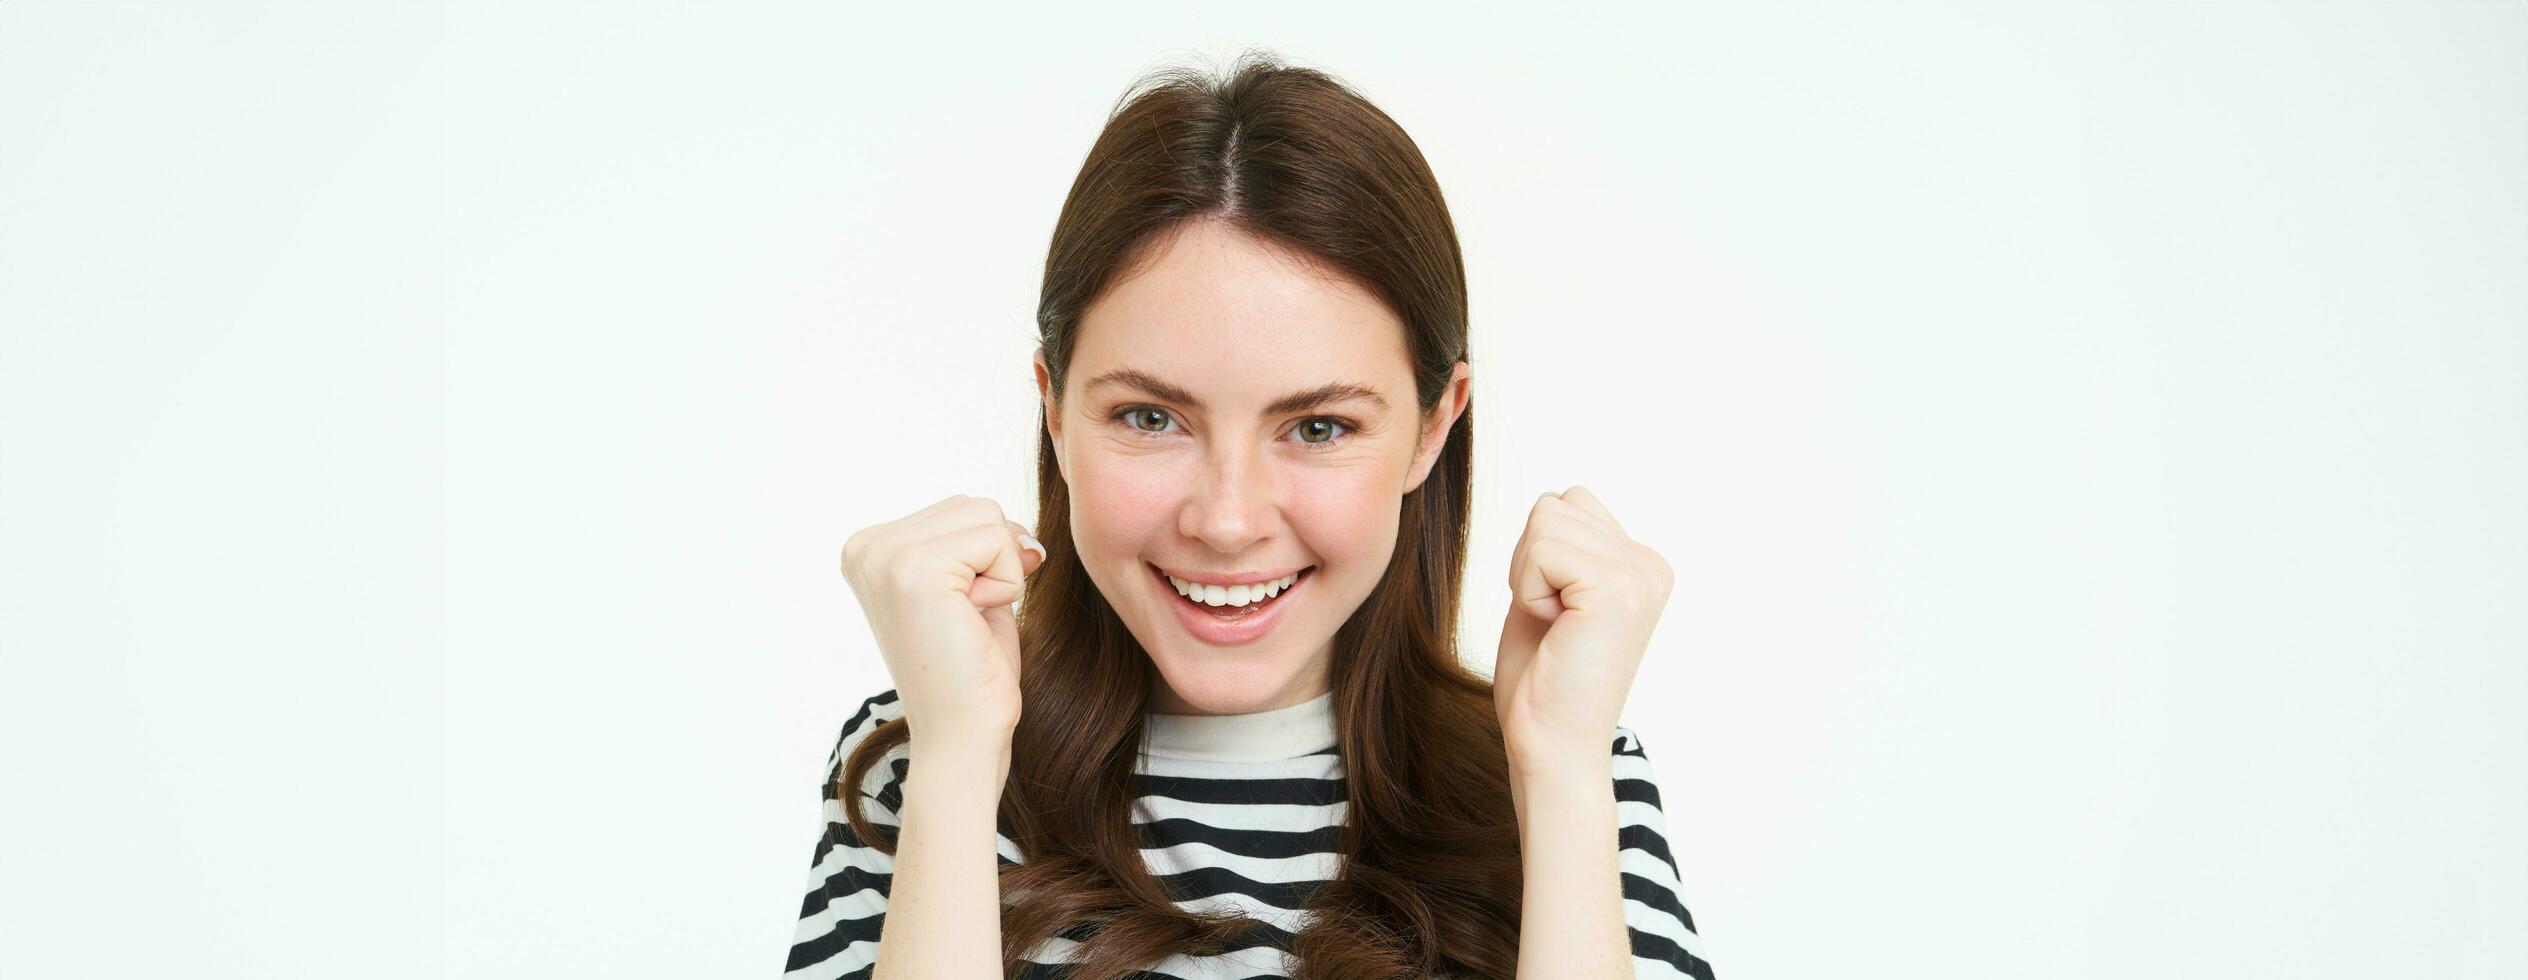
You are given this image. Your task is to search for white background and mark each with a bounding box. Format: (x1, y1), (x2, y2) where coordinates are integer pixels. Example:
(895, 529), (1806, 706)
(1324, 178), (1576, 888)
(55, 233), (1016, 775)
(4, 2), (2522, 977)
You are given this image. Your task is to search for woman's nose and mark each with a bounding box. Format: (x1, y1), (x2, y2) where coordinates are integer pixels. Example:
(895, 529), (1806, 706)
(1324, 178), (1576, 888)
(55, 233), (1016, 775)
(1180, 441), (1274, 554)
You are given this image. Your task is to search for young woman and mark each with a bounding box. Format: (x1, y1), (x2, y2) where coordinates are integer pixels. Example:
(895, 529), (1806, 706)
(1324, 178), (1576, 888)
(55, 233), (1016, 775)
(784, 51), (1714, 980)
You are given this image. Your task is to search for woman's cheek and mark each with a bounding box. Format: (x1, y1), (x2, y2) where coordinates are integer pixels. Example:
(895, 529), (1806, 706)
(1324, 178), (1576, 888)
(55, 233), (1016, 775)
(1295, 470), (1403, 569)
(1067, 452), (1179, 553)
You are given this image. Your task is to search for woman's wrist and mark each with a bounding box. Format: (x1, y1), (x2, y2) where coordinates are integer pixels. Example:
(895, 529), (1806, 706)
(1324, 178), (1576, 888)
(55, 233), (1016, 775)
(906, 729), (1014, 796)
(1506, 745), (1613, 825)
(1504, 731), (1608, 782)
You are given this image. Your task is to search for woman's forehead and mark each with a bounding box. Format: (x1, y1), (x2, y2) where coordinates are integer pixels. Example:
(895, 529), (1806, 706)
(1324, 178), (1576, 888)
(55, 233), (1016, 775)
(1066, 331), (1412, 411)
(1087, 223), (1398, 336)
(1073, 241), (1410, 397)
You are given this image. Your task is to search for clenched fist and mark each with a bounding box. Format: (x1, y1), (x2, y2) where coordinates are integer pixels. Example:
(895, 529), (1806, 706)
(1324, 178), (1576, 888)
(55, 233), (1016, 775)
(838, 494), (1045, 747)
(1494, 485), (1675, 766)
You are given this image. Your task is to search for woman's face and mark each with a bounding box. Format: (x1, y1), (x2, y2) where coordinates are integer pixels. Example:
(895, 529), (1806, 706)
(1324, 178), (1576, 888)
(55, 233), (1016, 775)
(1036, 218), (1470, 716)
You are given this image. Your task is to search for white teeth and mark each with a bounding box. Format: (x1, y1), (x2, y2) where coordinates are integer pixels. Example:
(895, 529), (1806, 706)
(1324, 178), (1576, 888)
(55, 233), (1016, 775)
(1165, 569), (1301, 608)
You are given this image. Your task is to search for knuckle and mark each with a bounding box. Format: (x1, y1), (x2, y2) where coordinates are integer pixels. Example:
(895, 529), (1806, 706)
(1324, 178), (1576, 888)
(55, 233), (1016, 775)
(959, 495), (1005, 522)
(1638, 564), (1675, 602)
(839, 528), (875, 572)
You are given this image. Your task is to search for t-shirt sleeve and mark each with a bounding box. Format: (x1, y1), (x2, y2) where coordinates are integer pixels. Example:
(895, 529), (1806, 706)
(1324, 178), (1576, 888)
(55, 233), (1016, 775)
(1612, 725), (1718, 980)
(781, 690), (910, 980)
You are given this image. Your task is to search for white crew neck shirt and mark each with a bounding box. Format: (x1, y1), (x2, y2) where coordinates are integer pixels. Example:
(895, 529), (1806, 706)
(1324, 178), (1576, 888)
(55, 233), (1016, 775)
(1142, 689), (1337, 762)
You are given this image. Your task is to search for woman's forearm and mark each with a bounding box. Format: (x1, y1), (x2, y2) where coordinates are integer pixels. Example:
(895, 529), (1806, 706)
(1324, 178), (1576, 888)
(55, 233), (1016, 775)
(1508, 743), (1631, 978)
(870, 732), (1011, 980)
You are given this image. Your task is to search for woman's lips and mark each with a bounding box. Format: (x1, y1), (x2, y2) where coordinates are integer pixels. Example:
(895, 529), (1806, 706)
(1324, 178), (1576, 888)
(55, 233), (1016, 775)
(1147, 562), (1312, 647)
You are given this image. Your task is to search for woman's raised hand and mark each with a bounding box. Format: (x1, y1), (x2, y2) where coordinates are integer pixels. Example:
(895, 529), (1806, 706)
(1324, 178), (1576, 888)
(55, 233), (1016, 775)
(1493, 485), (1675, 766)
(838, 494), (1045, 745)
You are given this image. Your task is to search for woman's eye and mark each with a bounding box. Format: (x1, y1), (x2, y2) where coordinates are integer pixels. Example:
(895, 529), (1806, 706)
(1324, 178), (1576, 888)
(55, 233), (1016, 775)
(1110, 407), (1351, 448)
(1120, 407), (1175, 433)
(1295, 418), (1349, 446)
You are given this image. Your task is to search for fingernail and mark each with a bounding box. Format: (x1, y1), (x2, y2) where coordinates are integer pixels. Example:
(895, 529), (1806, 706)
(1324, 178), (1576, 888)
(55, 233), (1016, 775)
(1017, 532), (1046, 563)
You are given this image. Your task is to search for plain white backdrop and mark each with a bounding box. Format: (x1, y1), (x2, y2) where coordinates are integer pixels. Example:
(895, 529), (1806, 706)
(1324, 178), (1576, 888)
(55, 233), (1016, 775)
(3, 1), (2523, 977)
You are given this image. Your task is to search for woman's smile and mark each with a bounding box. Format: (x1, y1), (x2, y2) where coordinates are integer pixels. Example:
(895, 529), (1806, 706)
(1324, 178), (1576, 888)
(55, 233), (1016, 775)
(1146, 561), (1317, 646)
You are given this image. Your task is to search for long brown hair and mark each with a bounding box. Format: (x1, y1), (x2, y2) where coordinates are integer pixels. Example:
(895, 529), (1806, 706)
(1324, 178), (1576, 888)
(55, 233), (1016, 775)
(839, 48), (1518, 978)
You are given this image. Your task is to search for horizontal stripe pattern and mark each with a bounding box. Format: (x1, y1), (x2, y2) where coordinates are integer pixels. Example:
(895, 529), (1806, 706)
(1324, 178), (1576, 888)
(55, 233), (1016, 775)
(784, 690), (1714, 979)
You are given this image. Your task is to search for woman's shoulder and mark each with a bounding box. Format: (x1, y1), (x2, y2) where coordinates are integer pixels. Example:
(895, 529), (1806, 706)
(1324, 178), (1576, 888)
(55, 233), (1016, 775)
(1606, 721), (1711, 975)
(822, 688), (912, 820)
(1606, 723), (1675, 826)
(1607, 722), (1666, 794)
(827, 688), (906, 762)
(1610, 723), (1650, 759)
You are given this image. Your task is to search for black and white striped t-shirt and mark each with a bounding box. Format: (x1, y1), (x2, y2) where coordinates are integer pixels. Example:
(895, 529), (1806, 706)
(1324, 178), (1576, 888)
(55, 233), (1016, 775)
(782, 688), (1715, 979)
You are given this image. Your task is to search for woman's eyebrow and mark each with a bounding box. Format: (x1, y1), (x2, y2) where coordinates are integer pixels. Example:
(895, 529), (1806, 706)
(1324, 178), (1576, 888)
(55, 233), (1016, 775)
(1086, 368), (1390, 415)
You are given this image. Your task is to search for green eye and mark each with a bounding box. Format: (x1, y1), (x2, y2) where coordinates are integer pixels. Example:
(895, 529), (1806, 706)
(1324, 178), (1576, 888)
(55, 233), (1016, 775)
(1109, 406), (1356, 451)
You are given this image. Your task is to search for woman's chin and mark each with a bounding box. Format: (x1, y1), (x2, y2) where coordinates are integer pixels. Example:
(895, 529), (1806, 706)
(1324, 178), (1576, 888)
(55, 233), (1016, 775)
(1146, 656), (1312, 714)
